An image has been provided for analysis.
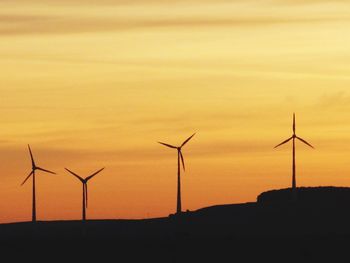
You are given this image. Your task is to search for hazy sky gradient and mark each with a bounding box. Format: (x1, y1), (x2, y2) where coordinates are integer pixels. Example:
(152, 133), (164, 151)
(1, 0), (350, 223)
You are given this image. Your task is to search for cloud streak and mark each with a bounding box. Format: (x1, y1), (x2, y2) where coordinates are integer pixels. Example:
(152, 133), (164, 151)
(317, 91), (350, 109)
(0, 13), (347, 36)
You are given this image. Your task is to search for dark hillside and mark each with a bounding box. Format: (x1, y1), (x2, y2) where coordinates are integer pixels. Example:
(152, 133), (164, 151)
(2, 187), (350, 263)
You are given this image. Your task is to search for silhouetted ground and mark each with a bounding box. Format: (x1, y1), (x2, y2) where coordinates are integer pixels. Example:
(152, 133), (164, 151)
(2, 187), (350, 262)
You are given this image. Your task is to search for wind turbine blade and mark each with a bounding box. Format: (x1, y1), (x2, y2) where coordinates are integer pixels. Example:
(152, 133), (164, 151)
(179, 151), (185, 171)
(21, 171), (33, 186)
(293, 113), (296, 134)
(274, 136), (293, 148)
(296, 136), (314, 149)
(65, 168), (84, 182)
(36, 167), (56, 175)
(158, 142), (177, 149)
(86, 167), (105, 182)
(181, 133), (196, 147)
(28, 144), (35, 167)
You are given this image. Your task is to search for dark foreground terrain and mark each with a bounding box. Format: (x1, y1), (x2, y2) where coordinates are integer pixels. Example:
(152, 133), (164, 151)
(2, 187), (350, 263)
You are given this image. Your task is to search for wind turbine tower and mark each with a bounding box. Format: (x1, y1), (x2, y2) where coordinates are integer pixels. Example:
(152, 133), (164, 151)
(275, 114), (314, 191)
(21, 145), (56, 222)
(158, 133), (195, 214)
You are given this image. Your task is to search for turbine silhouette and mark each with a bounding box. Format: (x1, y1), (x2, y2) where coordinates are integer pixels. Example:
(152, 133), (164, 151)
(158, 133), (195, 214)
(65, 167), (105, 221)
(21, 145), (56, 222)
(274, 114), (314, 191)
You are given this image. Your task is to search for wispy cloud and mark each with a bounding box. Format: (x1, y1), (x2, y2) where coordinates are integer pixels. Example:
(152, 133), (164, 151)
(0, 0), (253, 6)
(274, 0), (350, 5)
(0, 13), (347, 36)
(317, 91), (350, 109)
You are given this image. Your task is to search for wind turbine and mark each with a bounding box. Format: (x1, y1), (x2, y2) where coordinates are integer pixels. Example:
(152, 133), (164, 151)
(21, 145), (56, 222)
(65, 167), (105, 221)
(274, 113), (314, 191)
(158, 133), (195, 215)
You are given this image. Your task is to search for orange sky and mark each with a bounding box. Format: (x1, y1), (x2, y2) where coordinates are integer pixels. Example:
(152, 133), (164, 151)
(1, 0), (350, 223)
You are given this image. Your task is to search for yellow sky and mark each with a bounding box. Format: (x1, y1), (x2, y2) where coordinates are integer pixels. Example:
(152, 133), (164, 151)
(1, 0), (350, 223)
